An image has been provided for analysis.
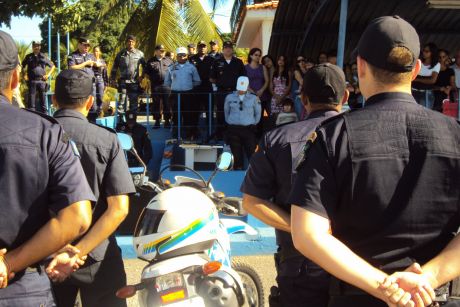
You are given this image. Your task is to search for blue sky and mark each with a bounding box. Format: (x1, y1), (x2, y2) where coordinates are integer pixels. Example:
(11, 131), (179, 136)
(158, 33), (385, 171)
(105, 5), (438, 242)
(0, 1), (233, 44)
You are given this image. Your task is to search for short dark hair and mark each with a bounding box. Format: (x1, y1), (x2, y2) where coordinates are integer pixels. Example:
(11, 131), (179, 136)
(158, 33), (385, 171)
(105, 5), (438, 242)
(281, 97), (294, 107)
(368, 46), (413, 85)
(0, 69), (14, 92)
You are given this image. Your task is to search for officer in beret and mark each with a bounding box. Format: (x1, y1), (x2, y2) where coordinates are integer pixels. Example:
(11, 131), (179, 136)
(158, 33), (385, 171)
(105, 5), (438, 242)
(290, 16), (460, 306)
(21, 40), (55, 113)
(50, 69), (136, 307)
(144, 44), (173, 128)
(116, 110), (152, 167)
(0, 30), (94, 306)
(110, 35), (146, 117)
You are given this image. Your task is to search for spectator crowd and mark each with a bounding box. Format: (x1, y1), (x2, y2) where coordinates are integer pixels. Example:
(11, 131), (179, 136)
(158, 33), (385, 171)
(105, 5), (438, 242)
(19, 34), (460, 170)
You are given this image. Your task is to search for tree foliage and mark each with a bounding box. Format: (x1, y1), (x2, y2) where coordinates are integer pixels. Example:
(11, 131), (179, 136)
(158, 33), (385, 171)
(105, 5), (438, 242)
(0, 0), (66, 26)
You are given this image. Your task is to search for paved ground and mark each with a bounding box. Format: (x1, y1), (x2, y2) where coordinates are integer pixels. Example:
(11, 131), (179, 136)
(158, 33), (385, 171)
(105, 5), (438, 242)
(124, 255), (276, 307)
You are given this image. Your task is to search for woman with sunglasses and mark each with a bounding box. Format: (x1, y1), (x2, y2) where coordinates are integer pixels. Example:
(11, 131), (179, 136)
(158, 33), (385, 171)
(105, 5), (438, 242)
(246, 48), (270, 134)
(412, 42), (440, 109)
(292, 56), (313, 119)
(433, 49), (456, 112)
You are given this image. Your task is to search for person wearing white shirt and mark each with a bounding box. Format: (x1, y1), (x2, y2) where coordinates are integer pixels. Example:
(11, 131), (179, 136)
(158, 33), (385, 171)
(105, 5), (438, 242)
(412, 42), (440, 109)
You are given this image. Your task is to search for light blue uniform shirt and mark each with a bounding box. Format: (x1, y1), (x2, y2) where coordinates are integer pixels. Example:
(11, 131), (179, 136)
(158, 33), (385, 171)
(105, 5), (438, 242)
(224, 92), (261, 126)
(164, 62), (201, 91)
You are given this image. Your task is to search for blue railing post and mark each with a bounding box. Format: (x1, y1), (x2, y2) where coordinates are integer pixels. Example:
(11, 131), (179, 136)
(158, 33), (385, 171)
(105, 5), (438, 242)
(66, 32), (70, 56)
(178, 94), (181, 140)
(337, 0), (348, 69)
(114, 92), (119, 127)
(208, 93), (212, 137)
(56, 32), (61, 73)
(47, 17), (52, 114)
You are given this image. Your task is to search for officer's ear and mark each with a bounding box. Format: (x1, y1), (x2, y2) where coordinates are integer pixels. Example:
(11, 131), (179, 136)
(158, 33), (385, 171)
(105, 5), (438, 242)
(10, 67), (19, 91)
(341, 89), (349, 106)
(411, 59), (422, 81)
(85, 96), (94, 112)
(51, 95), (59, 109)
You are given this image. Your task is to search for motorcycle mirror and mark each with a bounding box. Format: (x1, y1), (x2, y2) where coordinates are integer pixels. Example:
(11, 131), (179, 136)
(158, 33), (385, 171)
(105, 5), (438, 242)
(116, 285), (137, 298)
(117, 133), (134, 151)
(216, 152), (233, 171)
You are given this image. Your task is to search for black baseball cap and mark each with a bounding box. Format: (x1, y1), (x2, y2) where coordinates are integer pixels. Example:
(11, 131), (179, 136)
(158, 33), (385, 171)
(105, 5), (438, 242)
(352, 16), (420, 72)
(78, 37), (91, 45)
(197, 40), (207, 47)
(303, 63), (346, 104)
(187, 43), (196, 48)
(223, 41), (234, 48)
(126, 35), (137, 41)
(55, 69), (93, 102)
(32, 41), (42, 46)
(0, 30), (19, 72)
(155, 44), (165, 50)
(209, 39), (218, 45)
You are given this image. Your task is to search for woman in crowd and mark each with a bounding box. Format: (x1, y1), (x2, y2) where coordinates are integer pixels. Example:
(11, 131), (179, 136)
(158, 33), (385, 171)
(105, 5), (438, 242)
(433, 49), (456, 112)
(292, 55), (310, 119)
(246, 48), (270, 134)
(412, 42), (440, 109)
(270, 55), (292, 126)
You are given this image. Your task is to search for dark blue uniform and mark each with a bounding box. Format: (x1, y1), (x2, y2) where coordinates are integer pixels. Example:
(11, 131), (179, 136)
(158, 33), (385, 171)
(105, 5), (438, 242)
(52, 108), (136, 307)
(289, 93), (460, 306)
(0, 97), (95, 306)
(21, 52), (54, 113)
(67, 51), (96, 77)
(92, 58), (109, 113)
(116, 121), (152, 167)
(241, 110), (337, 307)
(144, 56), (173, 124)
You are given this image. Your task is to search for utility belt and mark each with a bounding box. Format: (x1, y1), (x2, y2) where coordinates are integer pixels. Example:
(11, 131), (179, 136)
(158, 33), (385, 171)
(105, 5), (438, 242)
(94, 75), (103, 80)
(120, 79), (138, 84)
(412, 87), (433, 92)
(330, 277), (455, 304)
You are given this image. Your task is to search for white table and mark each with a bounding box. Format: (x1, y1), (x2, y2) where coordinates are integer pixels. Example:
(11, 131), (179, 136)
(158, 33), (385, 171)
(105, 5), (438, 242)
(179, 144), (223, 169)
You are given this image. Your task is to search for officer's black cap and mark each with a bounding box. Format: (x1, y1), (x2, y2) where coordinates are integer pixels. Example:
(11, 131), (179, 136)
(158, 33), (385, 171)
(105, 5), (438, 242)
(55, 69), (93, 102)
(0, 30), (19, 72)
(155, 44), (165, 51)
(187, 43), (196, 48)
(303, 63), (346, 104)
(78, 37), (91, 45)
(223, 41), (234, 48)
(197, 40), (207, 47)
(209, 39), (218, 45)
(352, 16), (420, 72)
(32, 40), (42, 46)
(126, 110), (137, 122)
(126, 35), (137, 42)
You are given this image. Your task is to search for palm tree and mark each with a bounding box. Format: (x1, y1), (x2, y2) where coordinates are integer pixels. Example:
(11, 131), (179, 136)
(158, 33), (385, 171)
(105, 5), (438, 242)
(87, 0), (229, 57)
(16, 41), (32, 63)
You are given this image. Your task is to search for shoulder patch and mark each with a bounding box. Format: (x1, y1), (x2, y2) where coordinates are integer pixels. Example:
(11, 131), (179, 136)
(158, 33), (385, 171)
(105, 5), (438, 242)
(295, 131), (318, 171)
(23, 109), (60, 124)
(69, 139), (81, 158)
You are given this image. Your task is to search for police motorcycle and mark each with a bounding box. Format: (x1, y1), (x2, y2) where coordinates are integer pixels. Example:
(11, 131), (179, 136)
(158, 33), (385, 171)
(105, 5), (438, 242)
(116, 133), (264, 307)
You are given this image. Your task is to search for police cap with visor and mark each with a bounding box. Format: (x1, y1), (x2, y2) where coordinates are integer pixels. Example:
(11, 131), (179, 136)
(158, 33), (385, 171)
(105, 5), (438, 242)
(303, 63), (346, 104)
(352, 15), (420, 72)
(55, 69), (93, 102)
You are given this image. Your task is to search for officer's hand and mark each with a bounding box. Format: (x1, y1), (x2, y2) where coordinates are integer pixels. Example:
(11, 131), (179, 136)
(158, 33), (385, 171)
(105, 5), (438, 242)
(256, 89), (264, 97)
(0, 249), (14, 289)
(42, 74), (48, 81)
(24, 74), (29, 81)
(46, 245), (87, 283)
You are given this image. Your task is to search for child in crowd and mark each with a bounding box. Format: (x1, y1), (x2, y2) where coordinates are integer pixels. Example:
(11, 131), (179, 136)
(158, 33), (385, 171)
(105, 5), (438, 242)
(276, 97), (298, 126)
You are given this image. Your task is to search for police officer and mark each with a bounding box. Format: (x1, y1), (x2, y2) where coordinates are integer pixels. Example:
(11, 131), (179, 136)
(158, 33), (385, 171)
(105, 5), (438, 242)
(92, 46), (108, 117)
(50, 69), (136, 307)
(144, 44), (173, 128)
(289, 16), (460, 306)
(208, 39), (222, 59)
(190, 40), (215, 137)
(116, 110), (153, 167)
(68, 38), (96, 77)
(187, 43), (196, 56)
(110, 35), (146, 116)
(0, 30), (94, 306)
(224, 76), (261, 169)
(21, 40), (55, 113)
(210, 41), (246, 140)
(164, 47), (201, 140)
(241, 64), (346, 307)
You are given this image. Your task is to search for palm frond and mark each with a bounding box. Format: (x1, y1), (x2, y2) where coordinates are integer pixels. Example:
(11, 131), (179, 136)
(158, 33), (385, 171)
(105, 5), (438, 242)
(86, 0), (136, 34)
(183, 0), (222, 47)
(16, 41), (32, 63)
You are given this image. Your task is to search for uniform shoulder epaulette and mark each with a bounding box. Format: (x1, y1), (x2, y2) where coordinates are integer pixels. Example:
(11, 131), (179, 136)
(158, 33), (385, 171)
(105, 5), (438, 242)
(315, 112), (345, 130)
(23, 109), (60, 125)
(92, 122), (117, 134)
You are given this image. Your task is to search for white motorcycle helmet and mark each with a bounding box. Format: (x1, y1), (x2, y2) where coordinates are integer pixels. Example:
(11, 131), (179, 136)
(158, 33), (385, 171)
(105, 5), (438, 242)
(133, 186), (220, 261)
